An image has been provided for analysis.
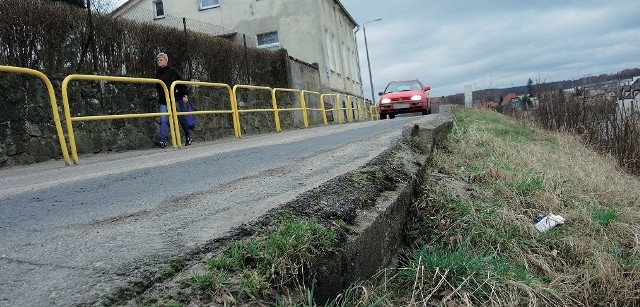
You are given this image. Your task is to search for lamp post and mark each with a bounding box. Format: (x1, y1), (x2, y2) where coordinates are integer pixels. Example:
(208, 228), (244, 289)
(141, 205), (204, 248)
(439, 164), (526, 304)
(362, 17), (382, 105)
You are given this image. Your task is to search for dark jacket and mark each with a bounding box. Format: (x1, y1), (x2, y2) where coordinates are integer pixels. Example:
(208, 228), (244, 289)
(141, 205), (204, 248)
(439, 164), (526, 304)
(155, 66), (189, 105)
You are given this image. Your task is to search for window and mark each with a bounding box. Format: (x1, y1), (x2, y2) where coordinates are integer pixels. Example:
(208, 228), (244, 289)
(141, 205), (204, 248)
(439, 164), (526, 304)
(152, 0), (164, 19)
(332, 35), (341, 73)
(325, 30), (334, 70)
(257, 31), (280, 51)
(349, 49), (357, 79)
(341, 43), (348, 77)
(200, 0), (219, 10)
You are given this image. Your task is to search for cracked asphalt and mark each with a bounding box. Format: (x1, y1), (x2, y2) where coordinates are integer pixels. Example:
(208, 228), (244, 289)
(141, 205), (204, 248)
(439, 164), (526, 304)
(0, 115), (432, 306)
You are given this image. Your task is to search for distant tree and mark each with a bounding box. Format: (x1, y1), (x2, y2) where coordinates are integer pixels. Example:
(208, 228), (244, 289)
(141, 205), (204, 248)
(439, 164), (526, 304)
(527, 78), (535, 97)
(48, 0), (85, 8)
(523, 79), (534, 109)
(557, 89), (566, 103)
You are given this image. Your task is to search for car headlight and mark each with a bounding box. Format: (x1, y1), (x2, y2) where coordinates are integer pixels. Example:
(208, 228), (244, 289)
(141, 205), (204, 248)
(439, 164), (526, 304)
(411, 95), (422, 101)
(380, 98), (391, 104)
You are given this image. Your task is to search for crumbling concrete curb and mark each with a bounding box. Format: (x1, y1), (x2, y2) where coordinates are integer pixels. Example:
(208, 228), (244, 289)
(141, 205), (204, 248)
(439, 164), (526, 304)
(313, 106), (454, 302)
(109, 107), (456, 305)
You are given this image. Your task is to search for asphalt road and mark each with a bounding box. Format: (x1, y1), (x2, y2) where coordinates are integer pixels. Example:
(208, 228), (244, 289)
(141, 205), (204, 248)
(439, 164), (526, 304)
(0, 114), (427, 306)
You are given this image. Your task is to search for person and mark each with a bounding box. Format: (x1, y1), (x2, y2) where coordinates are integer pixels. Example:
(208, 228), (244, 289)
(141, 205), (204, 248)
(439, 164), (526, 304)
(154, 52), (192, 148)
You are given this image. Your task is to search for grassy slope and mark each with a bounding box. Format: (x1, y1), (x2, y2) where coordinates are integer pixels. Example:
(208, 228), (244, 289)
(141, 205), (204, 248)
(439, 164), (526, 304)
(346, 107), (640, 306)
(126, 107), (640, 306)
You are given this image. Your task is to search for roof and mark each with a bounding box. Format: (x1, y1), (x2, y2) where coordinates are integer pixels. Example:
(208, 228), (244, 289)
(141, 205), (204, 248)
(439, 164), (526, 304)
(111, 0), (236, 36)
(113, 0), (358, 27)
(111, 0), (142, 16)
(333, 0), (358, 27)
(501, 93), (518, 106)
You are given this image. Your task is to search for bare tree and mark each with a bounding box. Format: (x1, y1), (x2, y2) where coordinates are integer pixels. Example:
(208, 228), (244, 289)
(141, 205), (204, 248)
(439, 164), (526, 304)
(88, 0), (122, 14)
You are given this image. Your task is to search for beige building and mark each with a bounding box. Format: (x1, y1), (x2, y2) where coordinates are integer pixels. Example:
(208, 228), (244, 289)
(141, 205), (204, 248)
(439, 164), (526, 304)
(113, 0), (363, 97)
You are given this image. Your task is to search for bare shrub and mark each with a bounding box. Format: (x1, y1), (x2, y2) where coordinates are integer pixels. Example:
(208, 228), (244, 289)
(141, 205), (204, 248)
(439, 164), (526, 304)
(534, 88), (640, 176)
(0, 0), (288, 86)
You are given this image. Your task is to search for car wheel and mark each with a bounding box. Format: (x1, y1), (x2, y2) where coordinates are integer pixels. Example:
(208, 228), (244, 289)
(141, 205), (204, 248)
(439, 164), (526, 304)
(380, 113), (388, 120)
(389, 113), (396, 119)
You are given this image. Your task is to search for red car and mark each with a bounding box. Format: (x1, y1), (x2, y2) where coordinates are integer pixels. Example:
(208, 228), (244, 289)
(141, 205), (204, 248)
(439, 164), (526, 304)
(377, 80), (431, 119)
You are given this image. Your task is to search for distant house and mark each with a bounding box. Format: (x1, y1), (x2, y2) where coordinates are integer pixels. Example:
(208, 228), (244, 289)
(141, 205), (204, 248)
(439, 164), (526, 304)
(618, 76), (640, 115)
(584, 79), (619, 99)
(112, 0), (363, 97)
(501, 93), (524, 111)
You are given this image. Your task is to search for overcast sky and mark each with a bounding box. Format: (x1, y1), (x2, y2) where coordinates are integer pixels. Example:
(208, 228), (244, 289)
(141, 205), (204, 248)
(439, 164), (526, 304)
(342, 0), (640, 98)
(109, 0), (640, 98)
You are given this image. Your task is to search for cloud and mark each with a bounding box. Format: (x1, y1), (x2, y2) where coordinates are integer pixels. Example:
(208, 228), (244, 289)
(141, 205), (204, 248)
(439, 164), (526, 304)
(344, 0), (640, 97)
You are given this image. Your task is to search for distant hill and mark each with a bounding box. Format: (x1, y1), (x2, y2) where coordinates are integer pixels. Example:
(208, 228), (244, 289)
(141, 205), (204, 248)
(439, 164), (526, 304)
(442, 67), (640, 104)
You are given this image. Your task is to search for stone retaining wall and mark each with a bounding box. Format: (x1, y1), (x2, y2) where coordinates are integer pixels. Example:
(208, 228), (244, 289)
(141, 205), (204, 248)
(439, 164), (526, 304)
(0, 58), (330, 168)
(313, 106), (454, 302)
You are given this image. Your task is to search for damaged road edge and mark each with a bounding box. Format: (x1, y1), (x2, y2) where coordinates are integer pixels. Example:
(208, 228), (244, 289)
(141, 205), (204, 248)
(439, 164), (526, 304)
(106, 106), (455, 306)
(309, 105), (455, 303)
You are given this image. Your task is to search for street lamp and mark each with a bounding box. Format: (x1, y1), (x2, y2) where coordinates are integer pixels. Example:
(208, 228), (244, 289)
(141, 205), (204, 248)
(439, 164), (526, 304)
(362, 17), (382, 105)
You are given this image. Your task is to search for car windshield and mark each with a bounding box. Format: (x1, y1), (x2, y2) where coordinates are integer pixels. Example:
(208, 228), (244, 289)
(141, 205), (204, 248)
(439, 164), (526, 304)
(384, 81), (422, 93)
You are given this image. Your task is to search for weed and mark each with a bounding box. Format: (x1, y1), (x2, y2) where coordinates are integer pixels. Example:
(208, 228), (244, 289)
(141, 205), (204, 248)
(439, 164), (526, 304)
(188, 269), (228, 292)
(207, 247), (243, 271)
(348, 170), (387, 186)
(333, 219), (348, 228)
(182, 217), (337, 303)
(157, 258), (188, 279)
(240, 269), (269, 297)
(348, 171), (371, 184)
(592, 208), (618, 228)
(507, 171), (545, 198)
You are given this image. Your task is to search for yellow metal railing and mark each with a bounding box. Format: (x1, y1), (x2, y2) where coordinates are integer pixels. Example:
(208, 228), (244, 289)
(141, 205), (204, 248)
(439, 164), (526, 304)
(355, 97), (366, 121)
(321, 94), (344, 124)
(354, 97), (366, 121)
(61, 74), (176, 164)
(4, 65), (379, 165)
(0, 65), (70, 165)
(301, 90), (326, 126)
(272, 88), (304, 129)
(346, 95), (355, 123)
(232, 84), (279, 135)
(359, 97), (375, 121)
(170, 81), (240, 147)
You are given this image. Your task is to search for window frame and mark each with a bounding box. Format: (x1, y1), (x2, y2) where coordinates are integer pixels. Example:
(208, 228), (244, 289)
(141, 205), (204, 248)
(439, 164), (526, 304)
(199, 0), (220, 10)
(152, 0), (164, 19)
(256, 31), (281, 51)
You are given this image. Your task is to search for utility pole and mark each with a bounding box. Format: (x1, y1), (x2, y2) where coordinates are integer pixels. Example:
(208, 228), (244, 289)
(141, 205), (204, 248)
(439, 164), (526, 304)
(362, 18), (382, 104)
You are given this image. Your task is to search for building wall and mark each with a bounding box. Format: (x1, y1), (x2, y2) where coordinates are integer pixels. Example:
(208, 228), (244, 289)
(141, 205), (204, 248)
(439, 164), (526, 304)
(115, 0), (362, 97)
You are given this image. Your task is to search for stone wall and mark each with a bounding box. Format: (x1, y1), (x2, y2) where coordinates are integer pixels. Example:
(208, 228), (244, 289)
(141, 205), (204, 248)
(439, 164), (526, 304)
(0, 58), (324, 168)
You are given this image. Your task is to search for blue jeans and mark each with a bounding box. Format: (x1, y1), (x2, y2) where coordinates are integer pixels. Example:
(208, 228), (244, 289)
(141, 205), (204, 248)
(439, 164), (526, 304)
(159, 99), (191, 141)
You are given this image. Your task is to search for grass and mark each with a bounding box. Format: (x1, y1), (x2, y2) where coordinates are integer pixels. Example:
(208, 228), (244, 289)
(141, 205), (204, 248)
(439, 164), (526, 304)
(173, 215), (337, 305)
(348, 170), (388, 186)
(328, 107), (640, 306)
(592, 208), (618, 228)
(132, 107), (640, 306)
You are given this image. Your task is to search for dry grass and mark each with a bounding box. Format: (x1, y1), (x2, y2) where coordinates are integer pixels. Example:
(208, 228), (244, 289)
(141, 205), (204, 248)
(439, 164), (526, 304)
(127, 107), (640, 306)
(333, 107), (640, 306)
